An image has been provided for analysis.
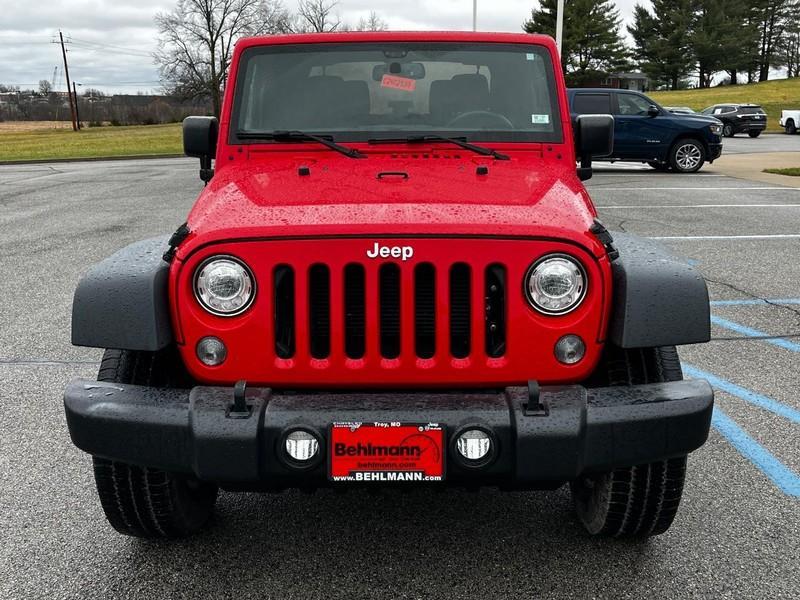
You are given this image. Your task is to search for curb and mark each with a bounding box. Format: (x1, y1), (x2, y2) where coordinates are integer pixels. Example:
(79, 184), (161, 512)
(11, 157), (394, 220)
(708, 151), (800, 188)
(0, 153), (185, 166)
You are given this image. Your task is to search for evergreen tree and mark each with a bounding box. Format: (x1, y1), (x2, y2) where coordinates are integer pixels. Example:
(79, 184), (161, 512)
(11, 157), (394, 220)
(777, 4), (800, 77)
(628, 0), (693, 90)
(689, 0), (734, 88)
(695, 0), (758, 85)
(752, 0), (796, 81)
(523, 0), (629, 86)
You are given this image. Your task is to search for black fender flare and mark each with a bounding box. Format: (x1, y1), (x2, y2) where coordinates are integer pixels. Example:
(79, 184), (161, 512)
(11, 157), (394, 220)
(71, 237), (173, 351)
(608, 233), (710, 348)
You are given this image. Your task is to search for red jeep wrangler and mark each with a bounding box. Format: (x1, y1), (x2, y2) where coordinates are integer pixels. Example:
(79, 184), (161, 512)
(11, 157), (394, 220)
(65, 32), (713, 539)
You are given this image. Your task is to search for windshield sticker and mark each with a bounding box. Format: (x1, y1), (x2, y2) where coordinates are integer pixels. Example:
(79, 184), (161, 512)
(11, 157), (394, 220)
(526, 53), (536, 61)
(531, 114), (550, 124)
(381, 74), (416, 92)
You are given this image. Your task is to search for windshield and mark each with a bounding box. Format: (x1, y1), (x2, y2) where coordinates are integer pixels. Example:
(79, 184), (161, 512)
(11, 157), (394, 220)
(231, 42), (562, 144)
(740, 106), (765, 115)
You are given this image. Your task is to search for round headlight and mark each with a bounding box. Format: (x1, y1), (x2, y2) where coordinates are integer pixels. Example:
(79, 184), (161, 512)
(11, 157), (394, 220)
(525, 254), (587, 315)
(195, 256), (255, 316)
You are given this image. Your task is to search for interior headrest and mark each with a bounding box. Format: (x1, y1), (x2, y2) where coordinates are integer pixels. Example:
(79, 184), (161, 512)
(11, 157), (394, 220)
(429, 74), (490, 119)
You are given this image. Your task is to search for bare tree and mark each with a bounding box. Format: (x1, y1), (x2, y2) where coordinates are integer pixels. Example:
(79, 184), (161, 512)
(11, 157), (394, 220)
(155, 0), (273, 117)
(259, 0), (295, 34)
(82, 88), (107, 98)
(38, 80), (53, 96)
(353, 11), (388, 32)
(296, 0), (341, 33)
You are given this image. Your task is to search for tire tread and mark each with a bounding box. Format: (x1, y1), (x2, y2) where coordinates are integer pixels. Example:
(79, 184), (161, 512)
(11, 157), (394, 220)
(91, 348), (216, 539)
(572, 345), (688, 538)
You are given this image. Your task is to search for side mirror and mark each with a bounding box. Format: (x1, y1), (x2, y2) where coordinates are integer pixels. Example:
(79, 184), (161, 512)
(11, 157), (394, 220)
(575, 114), (614, 181)
(183, 116), (219, 184)
(648, 105), (660, 117)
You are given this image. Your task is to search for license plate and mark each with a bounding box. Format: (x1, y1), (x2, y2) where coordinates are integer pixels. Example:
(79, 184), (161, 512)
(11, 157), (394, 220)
(329, 422), (444, 482)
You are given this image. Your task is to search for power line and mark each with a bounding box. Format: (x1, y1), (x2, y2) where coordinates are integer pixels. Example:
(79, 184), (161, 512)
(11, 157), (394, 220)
(68, 37), (155, 55)
(68, 42), (154, 59)
(5, 82), (161, 86)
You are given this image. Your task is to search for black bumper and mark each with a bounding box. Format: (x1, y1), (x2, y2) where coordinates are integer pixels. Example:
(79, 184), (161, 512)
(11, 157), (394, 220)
(709, 142), (723, 161)
(64, 379), (713, 490)
(735, 121), (767, 133)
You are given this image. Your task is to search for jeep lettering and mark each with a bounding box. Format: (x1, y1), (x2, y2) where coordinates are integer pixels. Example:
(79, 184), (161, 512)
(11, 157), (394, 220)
(367, 242), (414, 261)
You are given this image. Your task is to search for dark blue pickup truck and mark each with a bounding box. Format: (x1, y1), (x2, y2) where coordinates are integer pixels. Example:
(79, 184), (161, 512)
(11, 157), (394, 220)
(568, 89), (723, 173)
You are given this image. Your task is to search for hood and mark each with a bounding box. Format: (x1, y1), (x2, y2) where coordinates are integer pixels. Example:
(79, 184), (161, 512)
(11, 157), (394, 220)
(179, 148), (602, 259)
(669, 112), (721, 125)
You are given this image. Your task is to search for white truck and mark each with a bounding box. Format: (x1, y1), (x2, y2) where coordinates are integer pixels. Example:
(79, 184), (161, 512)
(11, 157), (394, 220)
(780, 110), (800, 134)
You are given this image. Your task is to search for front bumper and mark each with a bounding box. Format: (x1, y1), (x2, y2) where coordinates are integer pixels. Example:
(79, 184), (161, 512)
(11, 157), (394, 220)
(709, 142), (723, 161)
(64, 378), (713, 490)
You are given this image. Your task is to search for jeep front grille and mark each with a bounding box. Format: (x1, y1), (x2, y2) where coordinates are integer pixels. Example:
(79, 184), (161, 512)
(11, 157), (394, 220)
(179, 238), (607, 387)
(271, 262), (506, 361)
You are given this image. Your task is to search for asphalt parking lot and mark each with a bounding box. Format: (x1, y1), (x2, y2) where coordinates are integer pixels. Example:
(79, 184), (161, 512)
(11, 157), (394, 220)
(1, 137), (799, 598)
(717, 132), (800, 154)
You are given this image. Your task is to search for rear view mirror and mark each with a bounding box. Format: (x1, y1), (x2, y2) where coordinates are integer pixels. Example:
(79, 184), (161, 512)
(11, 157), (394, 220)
(648, 105), (660, 117)
(575, 114), (614, 181)
(372, 62), (426, 81)
(183, 116), (219, 184)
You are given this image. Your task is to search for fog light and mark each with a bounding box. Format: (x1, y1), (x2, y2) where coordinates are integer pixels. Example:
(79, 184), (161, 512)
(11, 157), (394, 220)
(456, 429), (492, 461)
(285, 430), (319, 462)
(555, 335), (585, 365)
(196, 336), (227, 366)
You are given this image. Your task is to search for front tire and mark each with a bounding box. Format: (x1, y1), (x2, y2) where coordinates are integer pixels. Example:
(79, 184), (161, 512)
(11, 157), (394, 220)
(669, 139), (706, 173)
(723, 123), (734, 137)
(571, 346), (688, 538)
(92, 349), (218, 539)
(748, 130), (762, 138)
(786, 120), (797, 135)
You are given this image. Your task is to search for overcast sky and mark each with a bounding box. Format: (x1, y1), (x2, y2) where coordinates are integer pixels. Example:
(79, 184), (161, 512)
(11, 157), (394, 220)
(0, 0), (644, 94)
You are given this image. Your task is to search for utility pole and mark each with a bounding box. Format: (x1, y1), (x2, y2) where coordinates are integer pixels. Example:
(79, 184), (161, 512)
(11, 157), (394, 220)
(73, 82), (81, 129)
(556, 0), (565, 56)
(56, 31), (77, 131)
(472, 0), (477, 31)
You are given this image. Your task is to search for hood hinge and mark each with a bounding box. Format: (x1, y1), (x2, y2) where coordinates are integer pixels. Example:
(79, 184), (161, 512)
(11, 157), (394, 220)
(590, 220), (619, 261)
(162, 222), (191, 263)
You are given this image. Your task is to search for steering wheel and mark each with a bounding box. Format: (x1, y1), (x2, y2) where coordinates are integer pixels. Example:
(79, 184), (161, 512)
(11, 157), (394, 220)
(446, 110), (514, 129)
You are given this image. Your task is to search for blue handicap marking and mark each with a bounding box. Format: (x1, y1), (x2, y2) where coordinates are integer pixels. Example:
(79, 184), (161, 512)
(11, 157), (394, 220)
(711, 408), (800, 497)
(710, 315), (800, 353)
(683, 364), (800, 497)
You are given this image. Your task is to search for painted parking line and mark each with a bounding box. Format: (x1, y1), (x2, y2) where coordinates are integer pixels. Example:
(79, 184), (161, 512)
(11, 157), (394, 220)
(653, 234), (800, 240)
(710, 315), (800, 352)
(711, 298), (800, 306)
(592, 173), (727, 177)
(683, 365), (800, 424)
(597, 187), (797, 191)
(598, 204), (800, 209)
(711, 407), (800, 497)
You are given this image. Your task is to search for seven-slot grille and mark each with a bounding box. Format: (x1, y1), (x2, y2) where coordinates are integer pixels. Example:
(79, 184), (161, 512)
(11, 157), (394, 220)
(272, 262), (507, 361)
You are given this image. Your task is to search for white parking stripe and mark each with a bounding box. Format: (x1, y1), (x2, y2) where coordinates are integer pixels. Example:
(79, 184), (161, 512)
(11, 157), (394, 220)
(592, 174), (728, 177)
(653, 234), (800, 240)
(595, 187), (797, 191)
(599, 204), (800, 209)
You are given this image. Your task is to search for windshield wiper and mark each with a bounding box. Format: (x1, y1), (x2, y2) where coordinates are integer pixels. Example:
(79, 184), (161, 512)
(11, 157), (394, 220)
(368, 135), (509, 160)
(236, 130), (366, 159)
